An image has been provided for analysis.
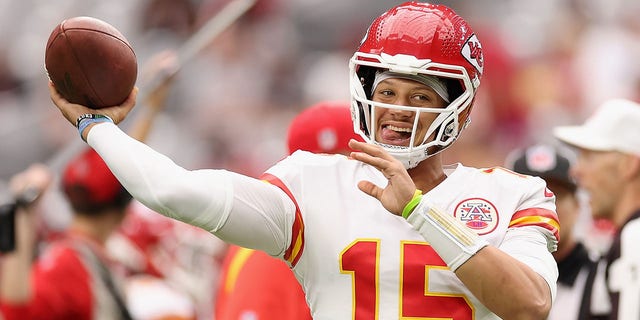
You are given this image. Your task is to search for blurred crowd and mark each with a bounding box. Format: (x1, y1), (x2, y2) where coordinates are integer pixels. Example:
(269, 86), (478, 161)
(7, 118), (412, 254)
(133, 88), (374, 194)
(1, 0), (639, 319)
(1, 0), (638, 178)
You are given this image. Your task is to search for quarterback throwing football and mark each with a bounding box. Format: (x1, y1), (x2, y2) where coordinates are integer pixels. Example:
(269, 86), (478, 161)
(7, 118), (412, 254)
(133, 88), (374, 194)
(49, 2), (559, 319)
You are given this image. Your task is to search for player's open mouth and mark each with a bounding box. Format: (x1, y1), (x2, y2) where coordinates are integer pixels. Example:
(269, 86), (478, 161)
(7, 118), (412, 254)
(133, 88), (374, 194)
(379, 125), (412, 146)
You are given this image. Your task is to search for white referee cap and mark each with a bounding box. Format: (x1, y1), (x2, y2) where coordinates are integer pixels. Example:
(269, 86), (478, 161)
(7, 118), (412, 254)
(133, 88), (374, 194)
(553, 99), (640, 156)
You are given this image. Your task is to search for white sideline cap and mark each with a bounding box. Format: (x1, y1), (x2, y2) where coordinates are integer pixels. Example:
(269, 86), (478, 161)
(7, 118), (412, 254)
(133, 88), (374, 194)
(553, 99), (640, 156)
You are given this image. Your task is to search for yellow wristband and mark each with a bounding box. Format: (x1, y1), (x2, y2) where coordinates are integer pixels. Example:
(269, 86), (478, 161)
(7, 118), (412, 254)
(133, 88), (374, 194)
(402, 189), (423, 219)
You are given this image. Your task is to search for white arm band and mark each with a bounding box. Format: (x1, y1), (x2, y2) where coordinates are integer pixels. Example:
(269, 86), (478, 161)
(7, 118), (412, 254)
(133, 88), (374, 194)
(406, 200), (489, 271)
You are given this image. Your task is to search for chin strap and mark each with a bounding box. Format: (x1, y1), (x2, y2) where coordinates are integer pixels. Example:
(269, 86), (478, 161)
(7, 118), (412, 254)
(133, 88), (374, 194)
(404, 195), (489, 271)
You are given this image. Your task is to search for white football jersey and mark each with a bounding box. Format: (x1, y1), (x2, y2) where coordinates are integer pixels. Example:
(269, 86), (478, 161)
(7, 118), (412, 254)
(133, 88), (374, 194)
(263, 151), (559, 320)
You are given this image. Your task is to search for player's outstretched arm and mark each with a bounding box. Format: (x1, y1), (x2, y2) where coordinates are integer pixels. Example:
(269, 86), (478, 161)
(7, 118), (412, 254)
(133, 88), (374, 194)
(48, 81), (294, 255)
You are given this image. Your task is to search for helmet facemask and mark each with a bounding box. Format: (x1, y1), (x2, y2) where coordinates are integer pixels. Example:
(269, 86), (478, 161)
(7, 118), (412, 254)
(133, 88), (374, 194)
(349, 53), (475, 169)
(349, 2), (483, 169)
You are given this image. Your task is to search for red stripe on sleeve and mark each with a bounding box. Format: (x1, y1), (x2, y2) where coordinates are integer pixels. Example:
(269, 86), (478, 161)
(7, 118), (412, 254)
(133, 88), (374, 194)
(260, 173), (305, 267)
(509, 207), (560, 241)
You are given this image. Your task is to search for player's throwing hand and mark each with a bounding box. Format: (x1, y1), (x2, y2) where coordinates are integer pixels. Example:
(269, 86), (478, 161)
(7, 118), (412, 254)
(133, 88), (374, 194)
(49, 82), (138, 140)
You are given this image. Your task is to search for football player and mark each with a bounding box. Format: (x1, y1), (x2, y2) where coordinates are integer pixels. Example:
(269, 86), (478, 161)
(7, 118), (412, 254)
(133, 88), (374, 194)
(48, 2), (559, 318)
(215, 101), (360, 320)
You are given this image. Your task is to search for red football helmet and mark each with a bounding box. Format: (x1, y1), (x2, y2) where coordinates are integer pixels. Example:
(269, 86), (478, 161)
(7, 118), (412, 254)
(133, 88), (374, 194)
(349, 2), (484, 168)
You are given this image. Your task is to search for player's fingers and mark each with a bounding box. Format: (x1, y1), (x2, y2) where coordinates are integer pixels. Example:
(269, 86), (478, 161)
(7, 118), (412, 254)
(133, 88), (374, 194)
(49, 81), (137, 126)
(351, 150), (408, 182)
(48, 81), (60, 100)
(348, 139), (395, 161)
(349, 140), (394, 169)
(357, 180), (382, 200)
(350, 150), (391, 174)
(117, 87), (138, 120)
(89, 87), (138, 125)
(349, 140), (406, 177)
(48, 81), (92, 125)
(48, 81), (68, 109)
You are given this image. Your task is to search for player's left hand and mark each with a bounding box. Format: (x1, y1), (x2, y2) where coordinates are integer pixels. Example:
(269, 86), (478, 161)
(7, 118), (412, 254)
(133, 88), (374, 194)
(348, 139), (416, 216)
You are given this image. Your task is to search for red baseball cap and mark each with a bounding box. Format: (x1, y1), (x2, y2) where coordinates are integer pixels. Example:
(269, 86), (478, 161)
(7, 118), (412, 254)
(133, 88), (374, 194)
(62, 148), (131, 212)
(287, 101), (363, 155)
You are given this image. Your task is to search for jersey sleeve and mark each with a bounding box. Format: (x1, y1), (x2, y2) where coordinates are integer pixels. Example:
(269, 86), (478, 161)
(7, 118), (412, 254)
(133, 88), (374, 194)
(260, 152), (312, 266)
(498, 171), (560, 301)
(88, 123), (297, 256)
(500, 170), (560, 250)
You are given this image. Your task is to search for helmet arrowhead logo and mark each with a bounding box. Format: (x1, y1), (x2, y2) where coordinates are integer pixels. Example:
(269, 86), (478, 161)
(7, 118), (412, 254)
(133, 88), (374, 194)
(462, 34), (484, 75)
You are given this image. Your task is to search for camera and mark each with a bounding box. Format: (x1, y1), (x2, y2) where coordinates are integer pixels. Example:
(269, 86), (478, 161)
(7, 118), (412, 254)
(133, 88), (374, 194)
(0, 182), (16, 253)
(0, 203), (16, 253)
(0, 182), (42, 253)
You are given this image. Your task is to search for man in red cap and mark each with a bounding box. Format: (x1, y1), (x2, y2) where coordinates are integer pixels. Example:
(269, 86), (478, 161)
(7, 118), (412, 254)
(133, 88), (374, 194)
(215, 101), (362, 320)
(0, 57), (176, 320)
(0, 149), (135, 320)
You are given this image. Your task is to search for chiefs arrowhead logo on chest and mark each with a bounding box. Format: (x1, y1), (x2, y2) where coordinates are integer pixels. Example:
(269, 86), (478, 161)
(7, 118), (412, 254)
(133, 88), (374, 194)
(454, 198), (499, 235)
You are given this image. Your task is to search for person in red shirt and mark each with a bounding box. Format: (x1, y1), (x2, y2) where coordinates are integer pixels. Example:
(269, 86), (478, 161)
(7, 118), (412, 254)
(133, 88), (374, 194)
(215, 101), (361, 320)
(0, 54), (177, 320)
(0, 150), (135, 320)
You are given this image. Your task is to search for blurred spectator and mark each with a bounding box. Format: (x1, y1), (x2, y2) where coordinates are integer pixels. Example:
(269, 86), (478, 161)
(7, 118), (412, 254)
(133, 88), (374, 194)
(0, 53), (185, 320)
(2, 2), (640, 317)
(0, 152), (135, 320)
(554, 98), (640, 320)
(111, 200), (226, 320)
(141, 0), (196, 37)
(2, 0), (640, 182)
(505, 144), (609, 319)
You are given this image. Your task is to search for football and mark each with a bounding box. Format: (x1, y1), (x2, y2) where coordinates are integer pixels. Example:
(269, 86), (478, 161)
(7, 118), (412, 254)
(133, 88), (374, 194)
(45, 16), (137, 109)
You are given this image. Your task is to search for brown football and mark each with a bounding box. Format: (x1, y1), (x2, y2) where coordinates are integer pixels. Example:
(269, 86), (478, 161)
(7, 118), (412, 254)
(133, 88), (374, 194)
(45, 16), (137, 109)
